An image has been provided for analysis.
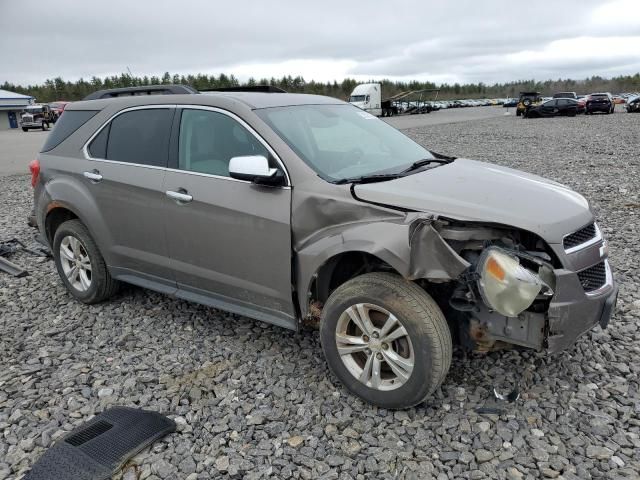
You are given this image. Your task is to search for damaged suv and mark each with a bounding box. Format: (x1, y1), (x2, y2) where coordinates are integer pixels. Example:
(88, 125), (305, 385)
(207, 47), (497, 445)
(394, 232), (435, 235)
(31, 87), (617, 408)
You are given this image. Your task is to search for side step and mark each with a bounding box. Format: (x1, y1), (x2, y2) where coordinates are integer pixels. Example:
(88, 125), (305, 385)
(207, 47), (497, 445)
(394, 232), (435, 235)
(24, 407), (175, 480)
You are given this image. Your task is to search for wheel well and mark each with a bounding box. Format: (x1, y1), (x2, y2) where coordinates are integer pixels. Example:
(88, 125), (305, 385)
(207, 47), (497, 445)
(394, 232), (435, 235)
(45, 207), (78, 244)
(310, 252), (399, 304)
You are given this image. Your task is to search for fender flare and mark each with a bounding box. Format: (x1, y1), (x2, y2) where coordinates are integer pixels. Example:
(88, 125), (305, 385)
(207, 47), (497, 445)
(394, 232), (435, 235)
(43, 177), (114, 263)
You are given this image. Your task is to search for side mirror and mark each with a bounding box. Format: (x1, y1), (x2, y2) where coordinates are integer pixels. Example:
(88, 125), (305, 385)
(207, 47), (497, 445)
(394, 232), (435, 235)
(229, 155), (285, 186)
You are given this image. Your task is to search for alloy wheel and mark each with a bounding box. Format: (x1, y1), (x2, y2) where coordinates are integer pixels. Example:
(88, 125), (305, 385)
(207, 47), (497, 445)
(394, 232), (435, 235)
(335, 303), (414, 391)
(59, 235), (93, 292)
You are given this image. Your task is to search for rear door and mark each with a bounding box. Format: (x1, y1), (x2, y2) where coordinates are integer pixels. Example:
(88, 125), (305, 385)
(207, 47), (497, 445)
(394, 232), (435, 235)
(84, 106), (176, 288)
(162, 107), (295, 326)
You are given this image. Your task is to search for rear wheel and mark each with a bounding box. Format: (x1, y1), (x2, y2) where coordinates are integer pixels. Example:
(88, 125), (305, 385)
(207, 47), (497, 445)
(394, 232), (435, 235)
(320, 273), (452, 408)
(22, 127), (28, 132)
(53, 219), (119, 304)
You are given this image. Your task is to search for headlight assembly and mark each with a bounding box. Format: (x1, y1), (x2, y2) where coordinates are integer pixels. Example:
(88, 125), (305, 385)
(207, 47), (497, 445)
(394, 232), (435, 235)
(477, 247), (553, 317)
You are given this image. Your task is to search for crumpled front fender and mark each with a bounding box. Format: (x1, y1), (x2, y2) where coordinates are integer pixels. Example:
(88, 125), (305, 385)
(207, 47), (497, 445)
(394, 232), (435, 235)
(295, 213), (470, 317)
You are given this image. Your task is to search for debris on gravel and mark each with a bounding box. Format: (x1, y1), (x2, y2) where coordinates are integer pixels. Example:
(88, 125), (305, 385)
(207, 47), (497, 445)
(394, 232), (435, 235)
(1, 110), (639, 479)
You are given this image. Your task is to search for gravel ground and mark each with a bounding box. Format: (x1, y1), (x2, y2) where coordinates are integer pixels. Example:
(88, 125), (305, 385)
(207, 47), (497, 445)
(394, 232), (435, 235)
(1, 111), (639, 480)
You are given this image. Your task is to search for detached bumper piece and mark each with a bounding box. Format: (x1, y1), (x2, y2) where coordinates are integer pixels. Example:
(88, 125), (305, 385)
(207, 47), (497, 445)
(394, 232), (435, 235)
(0, 238), (51, 277)
(24, 407), (175, 480)
(0, 257), (28, 277)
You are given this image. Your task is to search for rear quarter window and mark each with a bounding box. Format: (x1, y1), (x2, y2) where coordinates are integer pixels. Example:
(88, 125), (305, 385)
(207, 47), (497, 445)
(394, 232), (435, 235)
(40, 110), (98, 152)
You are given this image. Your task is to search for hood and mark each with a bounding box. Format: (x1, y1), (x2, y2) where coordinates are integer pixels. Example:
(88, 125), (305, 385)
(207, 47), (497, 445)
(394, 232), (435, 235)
(353, 159), (593, 243)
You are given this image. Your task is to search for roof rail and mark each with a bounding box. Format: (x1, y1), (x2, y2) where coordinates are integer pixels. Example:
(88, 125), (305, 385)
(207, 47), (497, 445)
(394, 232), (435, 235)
(82, 84), (198, 101)
(200, 85), (287, 93)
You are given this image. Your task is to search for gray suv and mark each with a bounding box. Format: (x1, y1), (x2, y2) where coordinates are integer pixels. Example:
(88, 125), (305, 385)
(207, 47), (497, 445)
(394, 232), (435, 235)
(31, 87), (617, 408)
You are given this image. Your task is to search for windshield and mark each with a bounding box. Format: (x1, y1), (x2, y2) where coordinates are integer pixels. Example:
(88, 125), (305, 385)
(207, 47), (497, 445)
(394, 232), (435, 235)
(349, 95), (366, 102)
(256, 104), (435, 182)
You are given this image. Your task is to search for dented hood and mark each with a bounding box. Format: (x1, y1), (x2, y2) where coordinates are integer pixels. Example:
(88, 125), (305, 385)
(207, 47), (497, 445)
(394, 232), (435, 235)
(353, 159), (593, 243)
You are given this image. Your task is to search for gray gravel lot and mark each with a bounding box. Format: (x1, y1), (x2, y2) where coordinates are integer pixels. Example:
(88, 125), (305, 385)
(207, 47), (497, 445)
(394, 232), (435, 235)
(1, 111), (639, 480)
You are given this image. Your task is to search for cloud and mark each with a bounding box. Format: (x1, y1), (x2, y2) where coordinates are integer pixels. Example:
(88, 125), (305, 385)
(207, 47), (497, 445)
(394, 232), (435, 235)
(0, 0), (637, 86)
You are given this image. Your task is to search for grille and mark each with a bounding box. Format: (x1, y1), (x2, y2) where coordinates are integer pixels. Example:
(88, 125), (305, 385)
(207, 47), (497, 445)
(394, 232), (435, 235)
(577, 261), (607, 292)
(563, 223), (597, 250)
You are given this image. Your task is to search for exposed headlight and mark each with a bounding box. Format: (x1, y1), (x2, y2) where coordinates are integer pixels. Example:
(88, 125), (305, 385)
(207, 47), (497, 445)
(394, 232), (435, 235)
(477, 248), (553, 317)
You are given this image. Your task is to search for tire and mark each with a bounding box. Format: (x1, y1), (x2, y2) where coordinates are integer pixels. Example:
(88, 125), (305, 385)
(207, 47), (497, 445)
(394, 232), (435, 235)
(320, 272), (452, 408)
(52, 219), (119, 304)
(516, 110), (521, 116)
(22, 127), (28, 132)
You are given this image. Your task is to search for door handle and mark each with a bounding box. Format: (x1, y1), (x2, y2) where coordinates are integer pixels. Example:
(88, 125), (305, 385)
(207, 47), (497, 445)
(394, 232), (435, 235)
(166, 190), (193, 203)
(83, 170), (103, 182)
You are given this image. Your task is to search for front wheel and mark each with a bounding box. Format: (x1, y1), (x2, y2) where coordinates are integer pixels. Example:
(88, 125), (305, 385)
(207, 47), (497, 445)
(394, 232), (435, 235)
(22, 127), (28, 132)
(320, 273), (452, 408)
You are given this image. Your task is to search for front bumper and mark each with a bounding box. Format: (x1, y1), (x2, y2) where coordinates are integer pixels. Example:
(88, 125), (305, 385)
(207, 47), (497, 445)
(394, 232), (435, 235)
(546, 262), (617, 353)
(20, 122), (42, 128)
(471, 255), (616, 354)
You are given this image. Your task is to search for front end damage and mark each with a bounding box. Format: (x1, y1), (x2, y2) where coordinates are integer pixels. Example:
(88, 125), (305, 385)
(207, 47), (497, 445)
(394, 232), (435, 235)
(416, 218), (617, 354)
(297, 198), (616, 355)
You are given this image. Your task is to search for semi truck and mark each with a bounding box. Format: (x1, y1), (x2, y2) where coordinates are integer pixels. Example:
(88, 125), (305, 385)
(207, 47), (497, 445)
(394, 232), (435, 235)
(348, 83), (440, 117)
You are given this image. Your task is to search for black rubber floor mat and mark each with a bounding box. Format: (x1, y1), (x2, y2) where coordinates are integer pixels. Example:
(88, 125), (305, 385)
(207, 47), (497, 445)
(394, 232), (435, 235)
(24, 407), (176, 480)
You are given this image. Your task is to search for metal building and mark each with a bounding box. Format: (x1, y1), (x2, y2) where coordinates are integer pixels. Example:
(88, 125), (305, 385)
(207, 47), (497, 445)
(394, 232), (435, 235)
(0, 89), (34, 130)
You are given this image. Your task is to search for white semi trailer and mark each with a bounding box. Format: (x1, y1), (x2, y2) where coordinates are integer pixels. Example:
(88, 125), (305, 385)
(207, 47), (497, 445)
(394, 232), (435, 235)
(348, 83), (388, 117)
(348, 83), (439, 117)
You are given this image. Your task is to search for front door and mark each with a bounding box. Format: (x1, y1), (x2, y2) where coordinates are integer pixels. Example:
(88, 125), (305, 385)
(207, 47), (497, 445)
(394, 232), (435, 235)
(162, 107), (295, 327)
(541, 100), (557, 116)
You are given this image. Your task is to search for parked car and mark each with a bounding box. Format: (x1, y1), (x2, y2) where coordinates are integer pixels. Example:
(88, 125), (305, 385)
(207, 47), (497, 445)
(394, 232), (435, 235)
(516, 91), (542, 116)
(49, 101), (71, 121)
(523, 98), (579, 118)
(19, 104), (55, 131)
(30, 87), (617, 408)
(503, 98), (518, 108)
(586, 93), (614, 114)
(576, 97), (586, 114)
(552, 92), (577, 99)
(625, 96), (640, 112)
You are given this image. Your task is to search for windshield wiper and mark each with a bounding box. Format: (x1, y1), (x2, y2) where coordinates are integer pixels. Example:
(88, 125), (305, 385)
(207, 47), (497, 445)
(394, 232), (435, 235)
(400, 158), (451, 174)
(334, 155), (454, 184)
(334, 173), (404, 185)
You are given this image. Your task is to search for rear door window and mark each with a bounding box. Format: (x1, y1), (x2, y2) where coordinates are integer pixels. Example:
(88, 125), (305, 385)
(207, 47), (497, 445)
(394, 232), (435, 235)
(91, 108), (173, 167)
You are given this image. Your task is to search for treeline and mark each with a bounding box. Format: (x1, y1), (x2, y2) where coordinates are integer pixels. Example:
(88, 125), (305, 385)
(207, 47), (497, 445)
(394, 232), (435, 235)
(2, 72), (639, 103)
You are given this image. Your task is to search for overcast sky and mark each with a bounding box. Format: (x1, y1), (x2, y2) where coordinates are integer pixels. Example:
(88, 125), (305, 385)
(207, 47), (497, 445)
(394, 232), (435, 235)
(1, 0), (639, 86)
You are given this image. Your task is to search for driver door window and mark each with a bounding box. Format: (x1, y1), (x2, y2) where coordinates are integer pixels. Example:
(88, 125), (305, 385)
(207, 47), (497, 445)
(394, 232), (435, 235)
(178, 109), (269, 177)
